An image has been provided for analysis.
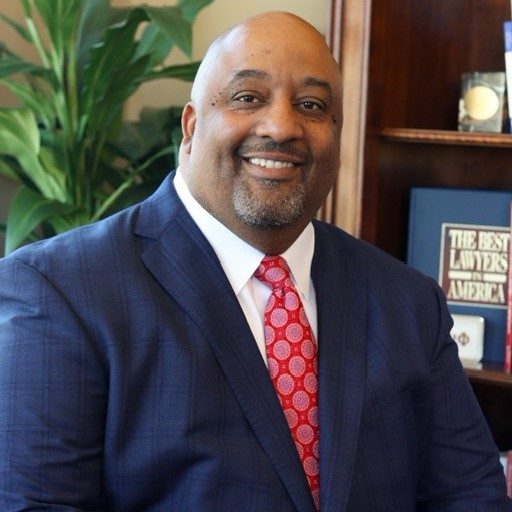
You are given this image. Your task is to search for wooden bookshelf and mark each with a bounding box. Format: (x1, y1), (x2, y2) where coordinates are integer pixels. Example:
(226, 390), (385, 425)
(330, 0), (512, 449)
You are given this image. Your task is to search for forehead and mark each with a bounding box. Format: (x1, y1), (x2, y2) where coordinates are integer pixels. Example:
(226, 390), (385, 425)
(212, 18), (340, 91)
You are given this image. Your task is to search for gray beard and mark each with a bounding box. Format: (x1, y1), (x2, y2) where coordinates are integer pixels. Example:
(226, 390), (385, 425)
(232, 178), (306, 230)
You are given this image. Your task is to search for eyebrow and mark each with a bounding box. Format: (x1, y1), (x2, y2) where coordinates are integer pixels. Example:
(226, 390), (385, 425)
(301, 77), (333, 95)
(228, 69), (269, 85)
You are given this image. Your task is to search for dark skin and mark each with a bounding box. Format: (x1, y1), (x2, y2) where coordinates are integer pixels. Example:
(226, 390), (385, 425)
(179, 12), (343, 255)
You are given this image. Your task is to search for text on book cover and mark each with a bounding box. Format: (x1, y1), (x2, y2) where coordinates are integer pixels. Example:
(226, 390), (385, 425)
(439, 223), (509, 308)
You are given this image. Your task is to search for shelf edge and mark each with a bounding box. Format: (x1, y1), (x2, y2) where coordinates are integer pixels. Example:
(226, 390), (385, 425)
(380, 128), (512, 148)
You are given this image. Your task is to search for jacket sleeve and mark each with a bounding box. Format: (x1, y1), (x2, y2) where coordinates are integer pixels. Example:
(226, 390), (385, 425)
(417, 278), (512, 511)
(0, 256), (107, 511)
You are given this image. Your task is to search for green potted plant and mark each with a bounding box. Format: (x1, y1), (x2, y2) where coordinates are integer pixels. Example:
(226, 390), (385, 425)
(0, 0), (213, 254)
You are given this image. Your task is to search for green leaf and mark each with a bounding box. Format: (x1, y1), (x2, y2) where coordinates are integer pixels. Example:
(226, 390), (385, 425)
(0, 13), (33, 42)
(39, 130), (71, 202)
(134, 145), (175, 175)
(141, 61), (200, 83)
(0, 79), (53, 125)
(85, 54), (151, 137)
(0, 109), (67, 202)
(92, 160), (123, 188)
(178, 0), (215, 23)
(0, 157), (21, 181)
(33, 0), (82, 56)
(108, 7), (131, 26)
(76, 0), (110, 83)
(96, 180), (161, 217)
(20, 0), (32, 17)
(46, 209), (89, 234)
(114, 106), (181, 161)
(0, 55), (45, 79)
(135, 23), (173, 68)
(4, 186), (76, 254)
(82, 8), (148, 130)
(143, 6), (192, 57)
(0, 108), (40, 154)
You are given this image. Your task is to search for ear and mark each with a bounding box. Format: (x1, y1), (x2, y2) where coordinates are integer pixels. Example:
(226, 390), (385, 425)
(181, 102), (196, 155)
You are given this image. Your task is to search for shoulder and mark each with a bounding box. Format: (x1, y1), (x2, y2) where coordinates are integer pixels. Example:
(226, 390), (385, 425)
(0, 173), (181, 277)
(313, 219), (433, 289)
(313, 220), (446, 331)
(1, 205), (139, 277)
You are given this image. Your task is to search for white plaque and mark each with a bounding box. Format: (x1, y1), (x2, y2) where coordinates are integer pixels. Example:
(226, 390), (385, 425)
(450, 313), (485, 364)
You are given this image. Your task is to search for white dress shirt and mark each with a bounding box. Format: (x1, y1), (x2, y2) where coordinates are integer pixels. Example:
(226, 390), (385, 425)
(173, 169), (318, 362)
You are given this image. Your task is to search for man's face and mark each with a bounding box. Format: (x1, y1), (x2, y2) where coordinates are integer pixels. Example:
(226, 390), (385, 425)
(180, 14), (342, 244)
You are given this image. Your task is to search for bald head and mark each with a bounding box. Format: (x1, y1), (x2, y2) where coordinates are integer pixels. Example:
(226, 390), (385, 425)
(191, 12), (341, 110)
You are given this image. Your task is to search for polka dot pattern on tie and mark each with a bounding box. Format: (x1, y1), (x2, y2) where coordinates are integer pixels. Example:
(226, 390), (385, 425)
(255, 255), (320, 510)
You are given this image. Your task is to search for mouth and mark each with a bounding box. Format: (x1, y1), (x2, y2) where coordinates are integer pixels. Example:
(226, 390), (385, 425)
(247, 157), (295, 169)
(241, 156), (302, 182)
(237, 142), (308, 181)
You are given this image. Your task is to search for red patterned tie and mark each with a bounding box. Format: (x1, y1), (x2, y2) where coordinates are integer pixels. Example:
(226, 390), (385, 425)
(255, 255), (320, 510)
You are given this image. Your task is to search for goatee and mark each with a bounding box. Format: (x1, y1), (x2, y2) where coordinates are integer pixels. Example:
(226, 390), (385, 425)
(232, 178), (306, 229)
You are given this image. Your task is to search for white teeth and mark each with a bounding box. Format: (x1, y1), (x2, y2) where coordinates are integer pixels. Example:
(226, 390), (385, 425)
(248, 157), (294, 169)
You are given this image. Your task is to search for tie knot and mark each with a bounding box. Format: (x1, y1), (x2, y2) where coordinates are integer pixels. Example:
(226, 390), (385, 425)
(254, 255), (293, 289)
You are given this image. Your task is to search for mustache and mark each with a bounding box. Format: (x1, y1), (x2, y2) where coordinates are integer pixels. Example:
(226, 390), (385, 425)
(236, 141), (309, 162)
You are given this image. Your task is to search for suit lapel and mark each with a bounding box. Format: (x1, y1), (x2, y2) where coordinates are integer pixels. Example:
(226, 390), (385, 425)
(135, 179), (316, 512)
(312, 224), (367, 512)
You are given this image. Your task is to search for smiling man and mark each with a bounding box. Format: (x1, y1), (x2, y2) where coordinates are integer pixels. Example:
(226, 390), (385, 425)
(0, 11), (510, 512)
(179, 14), (342, 256)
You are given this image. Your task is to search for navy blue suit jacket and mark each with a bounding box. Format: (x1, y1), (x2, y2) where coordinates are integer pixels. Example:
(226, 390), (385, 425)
(0, 173), (510, 511)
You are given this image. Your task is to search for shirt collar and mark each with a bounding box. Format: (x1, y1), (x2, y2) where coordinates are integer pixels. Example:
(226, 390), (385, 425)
(174, 168), (315, 300)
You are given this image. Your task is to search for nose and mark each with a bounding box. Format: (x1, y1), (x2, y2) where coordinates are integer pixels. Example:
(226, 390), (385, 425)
(254, 99), (304, 142)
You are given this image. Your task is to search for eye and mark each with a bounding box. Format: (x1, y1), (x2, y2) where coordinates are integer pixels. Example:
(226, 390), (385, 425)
(299, 100), (324, 111)
(234, 94), (260, 104)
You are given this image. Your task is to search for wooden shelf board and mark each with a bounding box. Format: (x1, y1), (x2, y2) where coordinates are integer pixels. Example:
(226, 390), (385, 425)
(380, 128), (512, 148)
(465, 362), (512, 388)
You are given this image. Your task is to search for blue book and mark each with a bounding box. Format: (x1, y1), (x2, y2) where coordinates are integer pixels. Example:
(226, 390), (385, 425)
(407, 187), (512, 363)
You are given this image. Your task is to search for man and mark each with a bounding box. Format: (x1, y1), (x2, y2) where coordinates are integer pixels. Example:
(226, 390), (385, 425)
(0, 11), (510, 512)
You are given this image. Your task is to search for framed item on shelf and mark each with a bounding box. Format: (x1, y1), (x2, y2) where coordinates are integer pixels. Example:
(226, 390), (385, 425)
(458, 72), (506, 133)
(450, 313), (484, 367)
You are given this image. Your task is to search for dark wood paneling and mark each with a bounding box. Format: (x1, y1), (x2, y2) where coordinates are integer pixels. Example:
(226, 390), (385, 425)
(367, 0), (509, 130)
